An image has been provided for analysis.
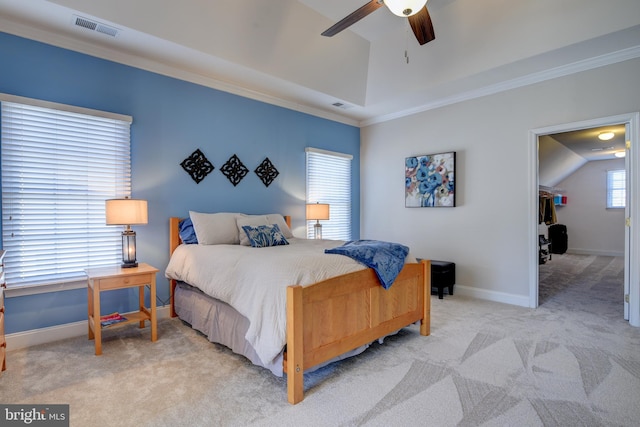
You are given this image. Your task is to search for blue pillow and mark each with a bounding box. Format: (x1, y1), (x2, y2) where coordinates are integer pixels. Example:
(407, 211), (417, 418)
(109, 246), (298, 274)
(178, 217), (198, 244)
(241, 224), (289, 248)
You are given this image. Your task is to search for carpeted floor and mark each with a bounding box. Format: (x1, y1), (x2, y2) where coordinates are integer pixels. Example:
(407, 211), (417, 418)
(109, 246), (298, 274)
(539, 253), (625, 319)
(1, 255), (639, 426)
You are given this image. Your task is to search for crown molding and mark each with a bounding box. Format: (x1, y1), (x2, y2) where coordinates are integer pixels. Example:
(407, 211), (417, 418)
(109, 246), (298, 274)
(3, 16), (639, 129)
(0, 18), (360, 127)
(361, 45), (640, 127)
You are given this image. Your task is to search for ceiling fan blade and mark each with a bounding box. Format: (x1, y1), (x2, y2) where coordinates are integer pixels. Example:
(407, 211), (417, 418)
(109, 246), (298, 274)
(408, 6), (435, 45)
(321, 0), (384, 37)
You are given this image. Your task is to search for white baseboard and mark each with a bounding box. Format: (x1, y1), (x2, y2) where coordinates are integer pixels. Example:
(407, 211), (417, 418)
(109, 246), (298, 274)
(6, 306), (171, 351)
(453, 285), (530, 308)
(567, 248), (624, 257)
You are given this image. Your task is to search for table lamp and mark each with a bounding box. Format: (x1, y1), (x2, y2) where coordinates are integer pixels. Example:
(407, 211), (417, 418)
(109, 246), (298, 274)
(306, 202), (330, 239)
(105, 198), (148, 268)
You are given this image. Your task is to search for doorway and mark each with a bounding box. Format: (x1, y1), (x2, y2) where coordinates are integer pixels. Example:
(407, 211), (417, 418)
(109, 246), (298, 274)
(528, 113), (640, 327)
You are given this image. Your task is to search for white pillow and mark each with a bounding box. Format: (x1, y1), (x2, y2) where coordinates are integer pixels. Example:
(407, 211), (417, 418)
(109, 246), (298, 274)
(236, 215), (269, 246)
(189, 211), (241, 245)
(265, 214), (293, 239)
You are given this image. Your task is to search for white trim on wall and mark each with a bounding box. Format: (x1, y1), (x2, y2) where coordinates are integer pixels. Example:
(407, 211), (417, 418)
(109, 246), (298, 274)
(529, 112), (640, 327)
(0, 17), (360, 128)
(567, 249), (625, 257)
(454, 285), (530, 308)
(6, 306), (171, 351)
(361, 46), (640, 126)
(2, 15), (639, 128)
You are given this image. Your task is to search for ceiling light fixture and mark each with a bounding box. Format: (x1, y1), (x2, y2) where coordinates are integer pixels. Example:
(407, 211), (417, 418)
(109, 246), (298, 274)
(614, 151), (626, 158)
(598, 131), (615, 141)
(384, 0), (428, 17)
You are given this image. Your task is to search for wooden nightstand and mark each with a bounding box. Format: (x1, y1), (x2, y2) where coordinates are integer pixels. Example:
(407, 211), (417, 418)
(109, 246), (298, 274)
(85, 263), (159, 355)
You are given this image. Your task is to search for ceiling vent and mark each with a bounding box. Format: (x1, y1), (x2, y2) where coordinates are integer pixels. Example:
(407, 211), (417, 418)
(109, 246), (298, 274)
(331, 102), (353, 110)
(72, 15), (120, 37)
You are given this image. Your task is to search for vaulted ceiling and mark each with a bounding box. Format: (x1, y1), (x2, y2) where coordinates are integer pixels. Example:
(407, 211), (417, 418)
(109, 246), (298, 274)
(0, 0), (639, 128)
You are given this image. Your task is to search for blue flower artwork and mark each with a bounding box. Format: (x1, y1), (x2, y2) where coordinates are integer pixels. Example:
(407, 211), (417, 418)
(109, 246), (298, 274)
(405, 152), (456, 207)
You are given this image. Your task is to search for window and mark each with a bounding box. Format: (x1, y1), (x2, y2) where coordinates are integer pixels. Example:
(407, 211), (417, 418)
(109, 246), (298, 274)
(1, 94), (132, 289)
(607, 169), (626, 208)
(305, 147), (352, 240)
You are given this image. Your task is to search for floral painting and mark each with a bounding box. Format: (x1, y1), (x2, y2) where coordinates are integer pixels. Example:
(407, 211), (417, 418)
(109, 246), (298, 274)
(405, 152), (456, 207)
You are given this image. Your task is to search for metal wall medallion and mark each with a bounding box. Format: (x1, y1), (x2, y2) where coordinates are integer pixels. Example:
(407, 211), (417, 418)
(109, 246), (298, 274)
(220, 154), (249, 186)
(180, 149), (214, 184)
(254, 157), (279, 187)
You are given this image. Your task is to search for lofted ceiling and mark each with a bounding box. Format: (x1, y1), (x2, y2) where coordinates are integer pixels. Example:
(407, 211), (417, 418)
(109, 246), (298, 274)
(548, 125), (627, 162)
(0, 0), (639, 134)
(538, 124), (628, 189)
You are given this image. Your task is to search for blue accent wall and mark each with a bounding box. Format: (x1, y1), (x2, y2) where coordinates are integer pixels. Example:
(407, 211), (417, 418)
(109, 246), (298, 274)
(0, 32), (360, 334)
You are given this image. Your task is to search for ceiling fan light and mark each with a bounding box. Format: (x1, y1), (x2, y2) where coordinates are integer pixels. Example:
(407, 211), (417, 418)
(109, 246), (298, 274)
(598, 131), (615, 141)
(385, 0), (428, 17)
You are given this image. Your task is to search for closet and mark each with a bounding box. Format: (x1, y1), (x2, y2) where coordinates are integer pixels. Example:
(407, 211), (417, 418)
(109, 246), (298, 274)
(539, 186), (567, 264)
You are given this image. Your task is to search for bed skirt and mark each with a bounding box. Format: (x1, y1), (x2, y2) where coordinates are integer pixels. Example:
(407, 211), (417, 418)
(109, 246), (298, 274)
(174, 281), (285, 375)
(174, 281), (375, 377)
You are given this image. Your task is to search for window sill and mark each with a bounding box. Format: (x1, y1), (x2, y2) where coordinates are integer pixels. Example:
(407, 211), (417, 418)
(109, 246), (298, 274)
(5, 280), (87, 298)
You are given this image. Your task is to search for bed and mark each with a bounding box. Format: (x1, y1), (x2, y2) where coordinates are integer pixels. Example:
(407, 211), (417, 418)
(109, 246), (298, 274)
(166, 213), (431, 404)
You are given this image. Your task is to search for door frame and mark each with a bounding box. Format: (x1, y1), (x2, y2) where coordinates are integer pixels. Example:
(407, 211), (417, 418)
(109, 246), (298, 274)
(528, 112), (640, 327)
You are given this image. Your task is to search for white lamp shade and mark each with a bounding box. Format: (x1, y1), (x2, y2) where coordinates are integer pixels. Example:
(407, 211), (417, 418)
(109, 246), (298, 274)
(385, 0), (428, 17)
(105, 199), (148, 225)
(306, 203), (330, 221)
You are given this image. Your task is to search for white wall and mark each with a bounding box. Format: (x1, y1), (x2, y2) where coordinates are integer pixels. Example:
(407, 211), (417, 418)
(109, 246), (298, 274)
(361, 58), (640, 305)
(556, 158), (626, 256)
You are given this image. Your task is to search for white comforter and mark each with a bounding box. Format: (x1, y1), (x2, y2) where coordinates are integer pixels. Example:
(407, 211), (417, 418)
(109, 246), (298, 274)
(165, 238), (368, 367)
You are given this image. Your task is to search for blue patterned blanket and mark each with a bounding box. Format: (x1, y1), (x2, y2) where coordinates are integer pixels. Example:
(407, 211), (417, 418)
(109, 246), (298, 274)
(325, 240), (409, 289)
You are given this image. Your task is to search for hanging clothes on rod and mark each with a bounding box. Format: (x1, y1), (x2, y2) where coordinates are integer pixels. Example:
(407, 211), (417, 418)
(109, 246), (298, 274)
(539, 191), (557, 225)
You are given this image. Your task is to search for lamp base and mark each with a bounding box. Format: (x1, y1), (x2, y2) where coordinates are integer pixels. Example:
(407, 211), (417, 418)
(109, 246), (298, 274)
(314, 222), (322, 240)
(121, 229), (138, 268)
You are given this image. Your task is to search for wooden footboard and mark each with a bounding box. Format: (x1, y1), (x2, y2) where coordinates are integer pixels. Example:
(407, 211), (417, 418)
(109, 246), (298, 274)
(285, 259), (430, 404)
(168, 216), (430, 405)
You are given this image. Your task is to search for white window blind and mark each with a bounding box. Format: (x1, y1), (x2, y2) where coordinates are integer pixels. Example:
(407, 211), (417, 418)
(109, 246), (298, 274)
(1, 97), (133, 288)
(607, 169), (626, 208)
(305, 147), (352, 240)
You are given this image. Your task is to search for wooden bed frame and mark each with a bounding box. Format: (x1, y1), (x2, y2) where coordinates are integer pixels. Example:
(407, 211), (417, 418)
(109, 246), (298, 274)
(168, 216), (431, 404)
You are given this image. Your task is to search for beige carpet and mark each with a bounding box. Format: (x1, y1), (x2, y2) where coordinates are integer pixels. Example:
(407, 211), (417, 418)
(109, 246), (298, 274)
(2, 256), (639, 426)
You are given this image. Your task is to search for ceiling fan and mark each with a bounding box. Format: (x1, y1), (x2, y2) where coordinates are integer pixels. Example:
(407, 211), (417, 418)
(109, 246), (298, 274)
(321, 0), (435, 45)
